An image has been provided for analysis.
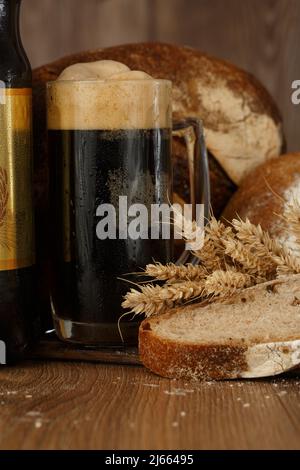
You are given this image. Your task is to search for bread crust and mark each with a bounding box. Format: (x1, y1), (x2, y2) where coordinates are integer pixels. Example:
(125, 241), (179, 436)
(34, 42), (282, 125)
(222, 153), (300, 250)
(139, 323), (248, 380)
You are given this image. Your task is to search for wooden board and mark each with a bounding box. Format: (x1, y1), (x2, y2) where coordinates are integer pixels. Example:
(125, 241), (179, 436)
(27, 333), (141, 366)
(0, 361), (299, 450)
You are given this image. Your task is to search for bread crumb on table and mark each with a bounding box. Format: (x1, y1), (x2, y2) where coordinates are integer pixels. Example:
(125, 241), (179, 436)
(141, 383), (159, 388)
(34, 419), (42, 429)
(26, 411), (41, 417)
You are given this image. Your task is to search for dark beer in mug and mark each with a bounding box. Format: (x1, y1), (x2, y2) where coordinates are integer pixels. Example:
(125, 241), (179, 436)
(48, 79), (173, 345)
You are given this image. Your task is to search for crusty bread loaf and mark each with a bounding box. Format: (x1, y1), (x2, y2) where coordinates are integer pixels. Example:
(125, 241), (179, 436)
(139, 275), (300, 380)
(222, 153), (300, 254)
(33, 42), (284, 217)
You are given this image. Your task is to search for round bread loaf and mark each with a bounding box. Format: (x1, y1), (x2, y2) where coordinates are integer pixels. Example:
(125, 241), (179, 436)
(33, 42), (284, 217)
(222, 153), (300, 253)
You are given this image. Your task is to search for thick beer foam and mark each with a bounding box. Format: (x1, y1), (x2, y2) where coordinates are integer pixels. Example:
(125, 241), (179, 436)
(48, 60), (171, 130)
(57, 60), (131, 81)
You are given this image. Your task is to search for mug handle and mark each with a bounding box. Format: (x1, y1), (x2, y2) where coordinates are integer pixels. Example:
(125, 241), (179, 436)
(172, 118), (210, 264)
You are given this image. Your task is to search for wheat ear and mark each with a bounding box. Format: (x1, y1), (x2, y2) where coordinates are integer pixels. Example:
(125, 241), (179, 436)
(283, 198), (300, 247)
(232, 218), (300, 275)
(193, 217), (234, 271)
(223, 237), (271, 279)
(144, 262), (207, 282)
(122, 281), (205, 317)
(205, 269), (252, 298)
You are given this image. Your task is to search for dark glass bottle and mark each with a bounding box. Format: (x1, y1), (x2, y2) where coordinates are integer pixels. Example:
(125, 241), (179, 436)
(0, 0), (38, 363)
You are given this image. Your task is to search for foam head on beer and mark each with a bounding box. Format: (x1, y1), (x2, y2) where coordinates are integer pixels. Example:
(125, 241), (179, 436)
(57, 60), (152, 81)
(48, 60), (171, 130)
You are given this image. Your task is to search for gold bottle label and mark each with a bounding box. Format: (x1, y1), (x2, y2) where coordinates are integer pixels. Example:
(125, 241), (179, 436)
(0, 86), (34, 271)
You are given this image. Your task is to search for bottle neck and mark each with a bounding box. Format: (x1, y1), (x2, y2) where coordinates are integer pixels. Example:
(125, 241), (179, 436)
(0, 0), (21, 39)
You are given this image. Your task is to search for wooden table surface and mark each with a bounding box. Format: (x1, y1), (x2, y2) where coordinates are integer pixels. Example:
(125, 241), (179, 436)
(0, 361), (299, 450)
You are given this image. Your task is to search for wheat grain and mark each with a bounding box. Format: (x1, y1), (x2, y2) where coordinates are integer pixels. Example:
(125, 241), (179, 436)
(283, 198), (300, 246)
(206, 217), (234, 250)
(274, 252), (300, 275)
(193, 217), (234, 271)
(123, 210), (300, 318)
(232, 218), (300, 274)
(122, 281), (205, 317)
(193, 238), (223, 271)
(223, 237), (271, 278)
(159, 281), (205, 302)
(205, 269), (252, 298)
(122, 284), (169, 317)
(233, 218), (274, 252)
(145, 262), (207, 282)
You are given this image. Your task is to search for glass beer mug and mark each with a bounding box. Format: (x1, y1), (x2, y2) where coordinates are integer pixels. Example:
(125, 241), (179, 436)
(47, 76), (210, 346)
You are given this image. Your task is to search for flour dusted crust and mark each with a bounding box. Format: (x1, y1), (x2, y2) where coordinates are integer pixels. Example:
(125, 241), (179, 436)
(222, 153), (300, 255)
(242, 340), (300, 378)
(139, 276), (300, 381)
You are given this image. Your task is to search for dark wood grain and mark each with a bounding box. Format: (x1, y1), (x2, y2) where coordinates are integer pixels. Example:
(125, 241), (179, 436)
(20, 0), (300, 153)
(0, 362), (299, 450)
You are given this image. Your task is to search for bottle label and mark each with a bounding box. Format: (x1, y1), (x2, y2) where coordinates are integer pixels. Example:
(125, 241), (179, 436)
(0, 85), (34, 271)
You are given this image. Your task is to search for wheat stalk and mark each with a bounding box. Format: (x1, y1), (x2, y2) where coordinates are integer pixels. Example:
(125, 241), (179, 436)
(158, 281), (205, 303)
(232, 218), (300, 275)
(122, 206), (300, 318)
(274, 252), (300, 275)
(283, 197), (300, 247)
(206, 217), (234, 249)
(122, 284), (170, 317)
(122, 268), (254, 317)
(122, 281), (205, 317)
(144, 262), (207, 282)
(223, 237), (272, 279)
(193, 238), (224, 271)
(205, 269), (252, 298)
(193, 217), (234, 271)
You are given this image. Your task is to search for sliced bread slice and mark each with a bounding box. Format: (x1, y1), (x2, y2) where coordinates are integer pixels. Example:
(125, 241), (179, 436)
(139, 275), (300, 380)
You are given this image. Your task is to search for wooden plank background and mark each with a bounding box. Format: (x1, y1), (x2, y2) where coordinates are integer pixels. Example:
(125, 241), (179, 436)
(21, 0), (300, 152)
